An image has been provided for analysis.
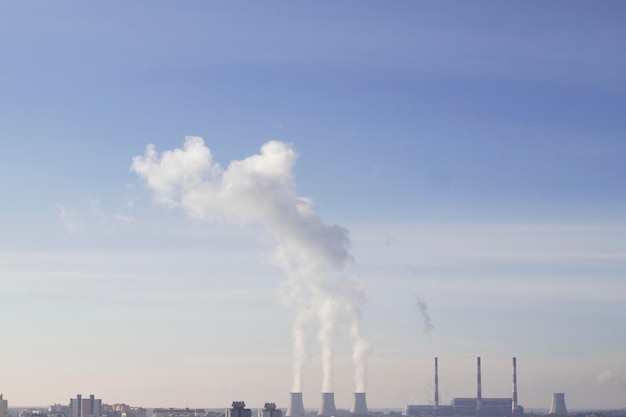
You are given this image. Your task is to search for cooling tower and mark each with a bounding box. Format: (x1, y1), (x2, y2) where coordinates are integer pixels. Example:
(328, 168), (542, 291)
(318, 392), (336, 417)
(350, 393), (368, 416)
(286, 392), (305, 417)
(549, 393), (567, 416)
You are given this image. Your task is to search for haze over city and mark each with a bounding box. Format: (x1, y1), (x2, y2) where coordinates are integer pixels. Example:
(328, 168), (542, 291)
(1, 1), (626, 413)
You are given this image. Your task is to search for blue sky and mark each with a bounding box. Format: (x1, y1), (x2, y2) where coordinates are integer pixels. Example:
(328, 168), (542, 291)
(1, 1), (626, 411)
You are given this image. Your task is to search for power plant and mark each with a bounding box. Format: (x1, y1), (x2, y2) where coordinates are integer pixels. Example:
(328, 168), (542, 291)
(405, 357), (525, 417)
(283, 357), (529, 417)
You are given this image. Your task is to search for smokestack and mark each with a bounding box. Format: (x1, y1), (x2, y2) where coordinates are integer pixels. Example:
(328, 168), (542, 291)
(318, 393), (337, 417)
(549, 393), (567, 416)
(350, 393), (368, 416)
(286, 393), (305, 417)
(434, 357), (439, 417)
(512, 358), (518, 417)
(476, 357), (482, 417)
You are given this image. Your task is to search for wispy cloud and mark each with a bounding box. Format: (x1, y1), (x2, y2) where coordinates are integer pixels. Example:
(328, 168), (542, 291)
(87, 196), (106, 219)
(81, 193), (136, 226)
(124, 183), (135, 211)
(57, 204), (77, 233)
(111, 213), (134, 223)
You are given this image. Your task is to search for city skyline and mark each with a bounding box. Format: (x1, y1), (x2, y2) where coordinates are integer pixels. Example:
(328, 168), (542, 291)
(2, 1), (626, 411)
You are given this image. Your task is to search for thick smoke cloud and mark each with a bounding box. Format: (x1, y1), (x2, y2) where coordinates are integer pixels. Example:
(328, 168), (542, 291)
(131, 137), (370, 393)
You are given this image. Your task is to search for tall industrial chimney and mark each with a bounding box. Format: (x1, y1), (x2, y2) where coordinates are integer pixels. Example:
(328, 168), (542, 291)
(512, 358), (518, 417)
(434, 357), (439, 417)
(350, 393), (368, 417)
(318, 393), (337, 417)
(549, 393), (567, 416)
(476, 357), (482, 417)
(286, 393), (305, 417)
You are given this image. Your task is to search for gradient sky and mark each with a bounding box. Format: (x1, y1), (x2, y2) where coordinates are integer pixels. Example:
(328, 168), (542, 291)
(2, 1), (626, 411)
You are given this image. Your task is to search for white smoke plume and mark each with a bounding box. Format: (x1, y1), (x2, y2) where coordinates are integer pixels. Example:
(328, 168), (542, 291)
(341, 276), (372, 392)
(291, 308), (310, 392)
(415, 296), (434, 335)
(131, 136), (370, 393)
(318, 297), (338, 392)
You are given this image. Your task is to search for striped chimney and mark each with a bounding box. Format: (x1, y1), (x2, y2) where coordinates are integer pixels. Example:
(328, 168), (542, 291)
(476, 357), (482, 417)
(434, 357), (439, 417)
(512, 357), (518, 417)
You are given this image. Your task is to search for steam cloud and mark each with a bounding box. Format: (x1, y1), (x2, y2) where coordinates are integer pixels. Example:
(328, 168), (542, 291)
(415, 296), (434, 335)
(131, 137), (370, 393)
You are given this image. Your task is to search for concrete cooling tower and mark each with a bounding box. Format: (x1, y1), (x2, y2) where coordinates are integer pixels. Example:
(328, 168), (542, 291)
(549, 393), (567, 416)
(318, 393), (336, 417)
(350, 393), (369, 417)
(286, 393), (305, 417)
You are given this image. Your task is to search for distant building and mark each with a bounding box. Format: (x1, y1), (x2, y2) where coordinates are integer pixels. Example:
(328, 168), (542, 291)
(404, 405), (453, 416)
(50, 404), (71, 415)
(0, 394), (8, 417)
(405, 399), (522, 417)
(70, 395), (102, 417)
(122, 409), (148, 417)
(451, 398), (523, 416)
(111, 405), (131, 413)
(226, 403), (251, 417)
(258, 403), (281, 417)
(152, 408), (209, 417)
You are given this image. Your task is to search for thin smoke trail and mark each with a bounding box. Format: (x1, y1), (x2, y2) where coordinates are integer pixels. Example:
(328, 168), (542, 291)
(415, 296), (434, 335)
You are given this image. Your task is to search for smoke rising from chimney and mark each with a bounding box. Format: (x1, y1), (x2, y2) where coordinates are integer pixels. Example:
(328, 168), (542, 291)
(415, 296), (434, 335)
(318, 297), (338, 392)
(131, 137), (370, 393)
